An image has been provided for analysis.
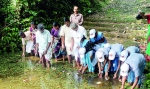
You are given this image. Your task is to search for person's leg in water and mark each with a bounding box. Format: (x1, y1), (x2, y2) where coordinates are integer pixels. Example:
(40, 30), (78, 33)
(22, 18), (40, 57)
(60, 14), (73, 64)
(105, 59), (111, 80)
(98, 62), (103, 78)
(42, 55), (46, 68)
(76, 57), (80, 68)
(82, 65), (88, 74)
(76, 61), (80, 68)
(61, 47), (66, 62)
(39, 53), (43, 64)
(46, 59), (51, 69)
(67, 55), (72, 63)
(63, 55), (65, 61)
(78, 64), (83, 73)
(55, 56), (58, 62)
(44, 53), (52, 69)
(66, 46), (72, 63)
(127, 70), (134, 86)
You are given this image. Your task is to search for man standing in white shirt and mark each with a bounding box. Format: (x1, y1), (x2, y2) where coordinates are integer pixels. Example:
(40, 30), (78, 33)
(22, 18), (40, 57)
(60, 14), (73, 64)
(59, 17), (72, 63)
(70, 22), (87, 68)
(36, 23), (52, 69)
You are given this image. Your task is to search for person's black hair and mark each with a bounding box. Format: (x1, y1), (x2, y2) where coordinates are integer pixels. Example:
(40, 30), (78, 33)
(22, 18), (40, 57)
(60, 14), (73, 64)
(19, 30), (24, 36)
(64, 17), (69, 22)
(94, 31), (98, 39)
(30, 21), (35, 25)
(37, 23), (44, 30)
(81, 35), (86, 43)
(136, 12), (145, 20)
(53, 22), (60, 27)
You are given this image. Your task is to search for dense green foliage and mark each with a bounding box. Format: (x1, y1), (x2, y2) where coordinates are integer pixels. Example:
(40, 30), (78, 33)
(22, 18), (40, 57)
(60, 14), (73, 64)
(0, 0), (108, 53)
(143, 62), (150, 89)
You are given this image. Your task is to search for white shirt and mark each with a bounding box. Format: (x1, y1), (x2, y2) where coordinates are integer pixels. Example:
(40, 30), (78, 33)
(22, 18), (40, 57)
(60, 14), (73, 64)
(36, 29), (52, 53)
(59, 25), (72, 47)
(22, 31), (32, 45)
(71, 25), (87, 45)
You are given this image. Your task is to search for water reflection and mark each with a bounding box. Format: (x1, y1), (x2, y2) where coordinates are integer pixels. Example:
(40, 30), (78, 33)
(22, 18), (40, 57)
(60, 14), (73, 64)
(0, 56), (144, 89)
(72, 71), (121, 89)
(73, 71), (82, 84)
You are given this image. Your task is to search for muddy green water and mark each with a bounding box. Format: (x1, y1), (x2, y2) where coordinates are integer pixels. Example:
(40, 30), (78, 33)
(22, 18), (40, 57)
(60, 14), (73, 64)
(0, 56), (122, 89)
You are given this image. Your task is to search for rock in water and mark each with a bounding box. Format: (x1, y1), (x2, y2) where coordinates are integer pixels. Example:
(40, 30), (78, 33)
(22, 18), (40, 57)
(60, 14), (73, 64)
(123, 30), (126, 34)
(133, 37), (137, 41)
(96, 81), (102, 84)
(116, 35), (120, 38)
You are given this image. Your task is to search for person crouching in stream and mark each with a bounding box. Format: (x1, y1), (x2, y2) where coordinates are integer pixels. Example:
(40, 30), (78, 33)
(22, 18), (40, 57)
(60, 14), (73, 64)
(87, 29), (107, 73)
(113, 46), (140, 81)
(78, 29), (107, 74)
(108, 43), (124, 80)
(77, 34), (89, 74)
(120, 53), (146, 89)
(95, 43), (111, 79)
(19, 30), (34, 57)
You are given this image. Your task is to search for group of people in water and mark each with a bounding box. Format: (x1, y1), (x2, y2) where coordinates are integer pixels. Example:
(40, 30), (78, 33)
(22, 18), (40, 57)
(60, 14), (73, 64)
(19, 6), (150, 89)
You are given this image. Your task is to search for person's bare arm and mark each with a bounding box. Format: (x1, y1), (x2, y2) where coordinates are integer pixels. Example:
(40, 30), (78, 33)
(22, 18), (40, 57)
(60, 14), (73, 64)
(52, 36), (54, 44)
(82, 65), (88, 74)
(79, 64), (83, 72)
(61, 36), (65, 49)
(99, 37), (105, 43)
(22, 44), (25, 57)
(43, 42), (51, 55)
(70, 15), (72, 23)
(22, 38), (26, 57)
(131, 77), (139, 89)
(114, 60), (121, 78)
(71, 37), (74, 51)
(98, 62), (101, 74)
(79, 15), (83, 25)
(120, 76), (127, 89)
(107, 60), (111, 72)
(35, 43), (39, 56)
(140, 13), (146, 19)
(103, 59), (107, 67)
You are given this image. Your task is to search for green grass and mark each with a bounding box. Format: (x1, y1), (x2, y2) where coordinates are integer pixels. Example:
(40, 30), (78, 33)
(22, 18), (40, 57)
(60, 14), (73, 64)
(122, 40), (137, 48)
(85, 26), (117, 32)
(0, 52), (27, 78)
(84, 18), (136, 23)
(0, 54), (98, 89)
(83, 22), (125, 28)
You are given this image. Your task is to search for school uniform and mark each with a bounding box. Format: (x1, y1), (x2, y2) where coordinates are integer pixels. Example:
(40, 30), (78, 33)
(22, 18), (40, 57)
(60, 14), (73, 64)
(125, 46), (140, 53)
(124, 53), (146, 84)
(109, 43), (124, 72)
(96, 47), (110, 73)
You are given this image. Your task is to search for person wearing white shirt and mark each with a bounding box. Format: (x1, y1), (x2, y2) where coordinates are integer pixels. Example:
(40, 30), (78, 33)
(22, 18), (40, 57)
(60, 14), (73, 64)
(36, 23), (52, 69)
(70, 22), (87, 68)
(59, 17), (72, 63)
(19, 30), (33, 57)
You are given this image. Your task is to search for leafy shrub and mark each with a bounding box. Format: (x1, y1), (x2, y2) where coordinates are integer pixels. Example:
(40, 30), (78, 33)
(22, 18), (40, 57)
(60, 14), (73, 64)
(142, 62), (150, 89)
